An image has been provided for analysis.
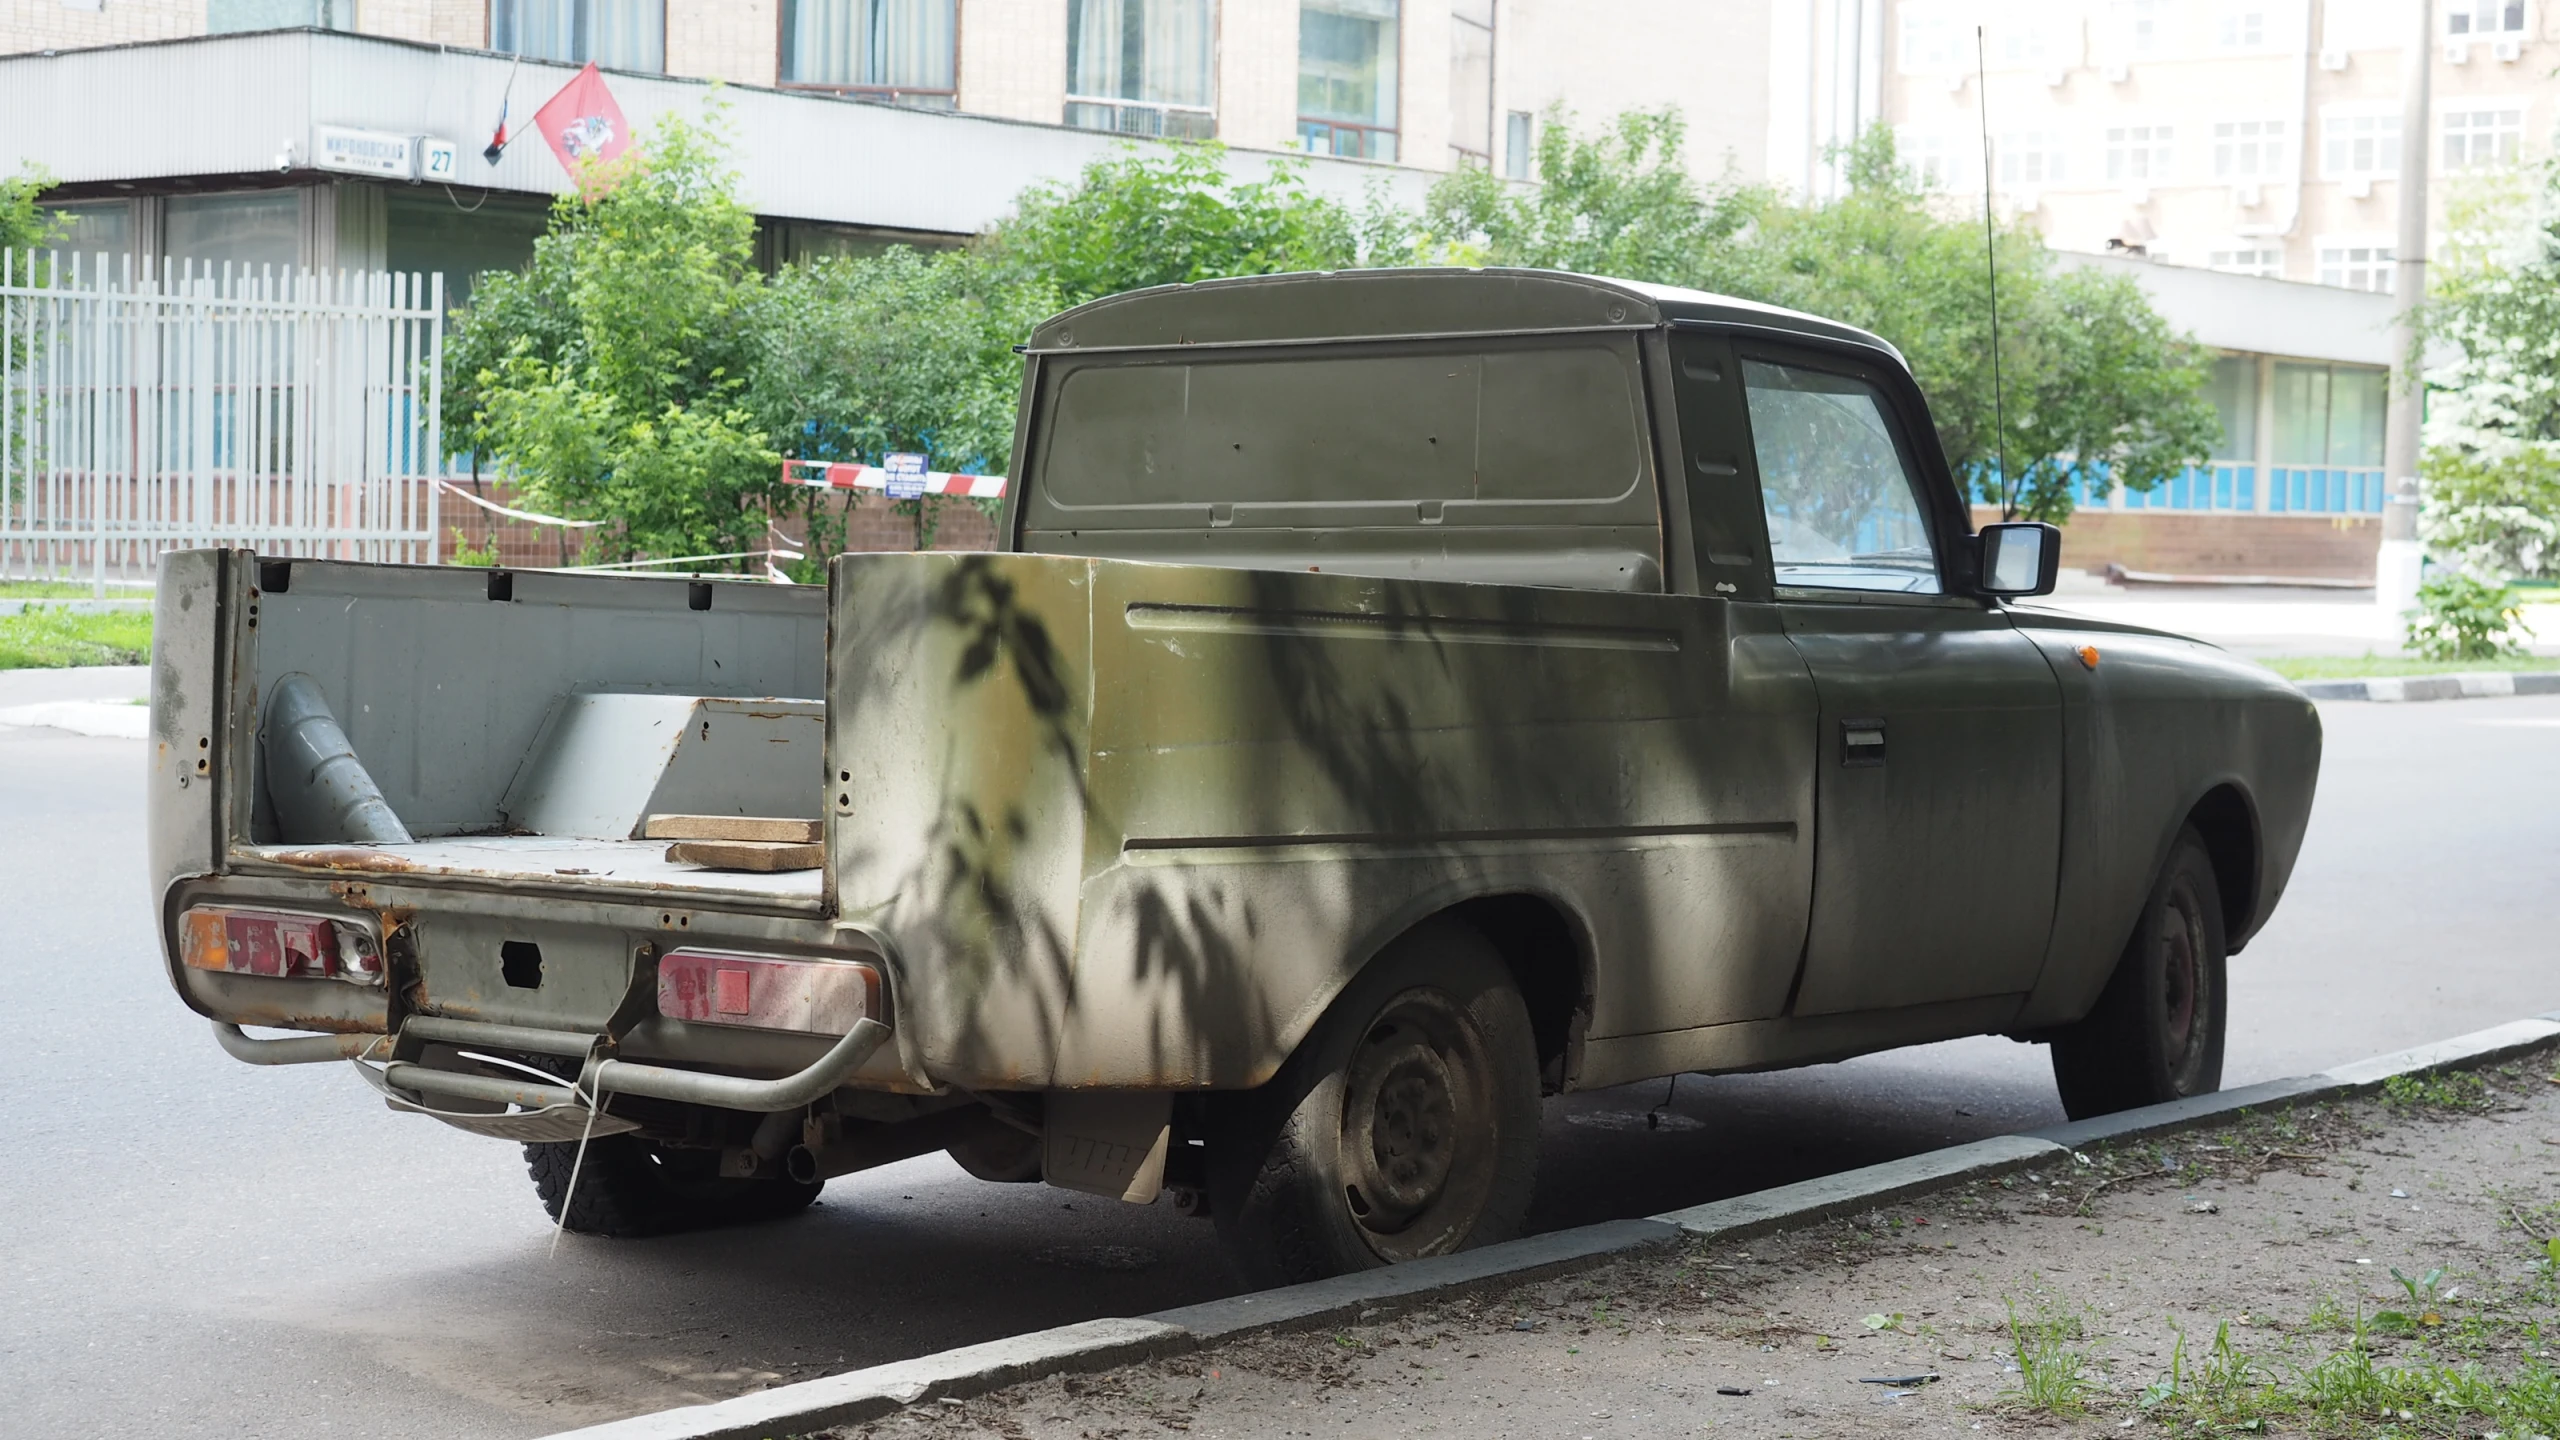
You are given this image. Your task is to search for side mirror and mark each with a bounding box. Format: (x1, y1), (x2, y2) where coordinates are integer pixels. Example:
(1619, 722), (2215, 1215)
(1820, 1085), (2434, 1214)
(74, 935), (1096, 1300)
(1978, 521), (2062, 598)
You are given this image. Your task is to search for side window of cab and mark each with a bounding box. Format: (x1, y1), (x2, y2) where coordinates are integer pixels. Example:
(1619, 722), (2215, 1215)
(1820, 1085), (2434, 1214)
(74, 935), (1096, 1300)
(1735, 356), (1944, 596)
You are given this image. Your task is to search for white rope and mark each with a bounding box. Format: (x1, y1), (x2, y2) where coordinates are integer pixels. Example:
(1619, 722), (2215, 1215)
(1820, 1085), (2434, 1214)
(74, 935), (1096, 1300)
(437, 480), (605, 529)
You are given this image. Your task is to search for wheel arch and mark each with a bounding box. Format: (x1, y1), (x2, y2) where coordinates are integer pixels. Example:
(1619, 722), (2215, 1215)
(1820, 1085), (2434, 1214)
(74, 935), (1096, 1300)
(1337, 887), (1598, 1096)
(2181, 781), (2263, 949)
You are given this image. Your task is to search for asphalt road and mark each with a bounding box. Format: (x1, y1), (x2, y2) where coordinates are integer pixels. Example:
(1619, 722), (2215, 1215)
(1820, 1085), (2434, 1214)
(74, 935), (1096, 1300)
(3, 682), (2554, 1438)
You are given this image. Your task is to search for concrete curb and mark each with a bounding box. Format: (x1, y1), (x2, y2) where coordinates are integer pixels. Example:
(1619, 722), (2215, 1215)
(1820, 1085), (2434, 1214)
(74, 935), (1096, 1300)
(538, 1015), (2560, 1440)
(2296, 671), (2560, 702)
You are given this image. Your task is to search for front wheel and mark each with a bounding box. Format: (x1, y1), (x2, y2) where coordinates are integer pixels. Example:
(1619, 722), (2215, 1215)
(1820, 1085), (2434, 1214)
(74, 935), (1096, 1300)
(2050, 826), (2229, 1120)
(1206, 918), (1541, 1288)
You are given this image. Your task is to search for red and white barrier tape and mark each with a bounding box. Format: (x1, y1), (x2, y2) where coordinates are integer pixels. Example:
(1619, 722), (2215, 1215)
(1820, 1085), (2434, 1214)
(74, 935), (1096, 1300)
(784, 458), (1006, 499)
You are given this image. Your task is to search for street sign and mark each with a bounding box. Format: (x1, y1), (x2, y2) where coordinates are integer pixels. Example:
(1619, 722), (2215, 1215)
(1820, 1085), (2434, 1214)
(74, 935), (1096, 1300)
(417, 138), (460, 182)
(315, 126), (416, 179)
(882, 452), (928, 500)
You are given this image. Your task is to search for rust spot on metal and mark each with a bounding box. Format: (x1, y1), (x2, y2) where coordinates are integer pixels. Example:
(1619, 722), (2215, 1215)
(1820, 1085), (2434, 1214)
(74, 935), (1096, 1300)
(328, 880), (417, 942)
(217, 998), (383, 1035)
(276, 848), (425, 874)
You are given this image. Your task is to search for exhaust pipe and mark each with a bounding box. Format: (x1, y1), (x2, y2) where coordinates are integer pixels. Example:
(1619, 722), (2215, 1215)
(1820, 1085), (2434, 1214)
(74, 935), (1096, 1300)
(262, 672), (411, 844)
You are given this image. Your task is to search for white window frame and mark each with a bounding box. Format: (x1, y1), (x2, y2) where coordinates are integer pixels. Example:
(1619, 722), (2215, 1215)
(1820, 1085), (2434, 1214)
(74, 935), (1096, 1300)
(2213, 2), (2270, 50)
(2315, 233), (2397, 291)
(2203, 242), (2285, 278)
(2445, 1), (2528, 36)
(1898, 2), (1966, 74)
(2441, 101), (2527, 170)
(2105, 121), (2177, 184)
(2320, 104), (2402, 179)
(2213, 117), (2290, 179)
(1997, 128), (2070, 189)
(2105, 0), (2170, 60)
(1898, 126), (1963, 189)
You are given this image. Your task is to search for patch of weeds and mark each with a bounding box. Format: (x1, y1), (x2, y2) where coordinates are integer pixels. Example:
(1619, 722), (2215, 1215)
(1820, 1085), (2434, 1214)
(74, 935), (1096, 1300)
(2000, 1299), (2095, 1417)
(2142, 1319), (2277, 1429)
(0, 607), (153, 668)
(2383, 1070), (2495, 1113)
(2302, 1295), (2353, 1333)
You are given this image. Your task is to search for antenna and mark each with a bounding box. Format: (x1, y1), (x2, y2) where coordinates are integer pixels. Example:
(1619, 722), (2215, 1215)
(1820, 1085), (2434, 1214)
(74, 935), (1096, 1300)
(1975, 25), (2014, 522)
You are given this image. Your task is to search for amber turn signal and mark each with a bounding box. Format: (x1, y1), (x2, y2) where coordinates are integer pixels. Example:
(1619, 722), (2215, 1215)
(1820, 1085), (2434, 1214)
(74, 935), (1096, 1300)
(2078, 646), (2101, 671)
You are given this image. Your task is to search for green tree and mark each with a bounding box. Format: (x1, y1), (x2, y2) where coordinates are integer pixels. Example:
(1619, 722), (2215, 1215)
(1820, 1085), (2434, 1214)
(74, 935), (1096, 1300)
(979, 142), (1360, 304)
(1410, 108), (1752, 283)
(450, 105), (781, 564)
(1718, 130), (2217, 522)
(1, 167), (66, 257)
(2420, 163), (2560, 579)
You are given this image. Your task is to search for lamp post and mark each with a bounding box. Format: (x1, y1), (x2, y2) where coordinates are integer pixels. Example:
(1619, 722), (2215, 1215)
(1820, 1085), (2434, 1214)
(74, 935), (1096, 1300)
(2378, 0), (2435, 628)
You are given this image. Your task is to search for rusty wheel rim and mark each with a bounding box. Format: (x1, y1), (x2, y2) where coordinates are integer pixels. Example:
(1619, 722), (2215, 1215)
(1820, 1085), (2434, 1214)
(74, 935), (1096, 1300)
(1338, 988), (1497, 1262)
(2159, 881), (2210, 1089)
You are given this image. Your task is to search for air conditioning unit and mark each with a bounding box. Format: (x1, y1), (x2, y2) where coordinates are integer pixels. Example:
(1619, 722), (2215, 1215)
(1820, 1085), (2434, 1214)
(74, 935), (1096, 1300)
(2102, 62), (2130, 82)
(2319, 47), (2349, 71)
(2495, 36), (2523, 62)
(2346, 175), (2374, 199)
(2233, 183), (2263, 207)
(2445, 40), (2471, 64)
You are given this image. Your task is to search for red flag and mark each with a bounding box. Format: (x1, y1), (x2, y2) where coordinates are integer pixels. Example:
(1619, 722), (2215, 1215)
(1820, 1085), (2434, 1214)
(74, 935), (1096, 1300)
(532, 63), (632, 175)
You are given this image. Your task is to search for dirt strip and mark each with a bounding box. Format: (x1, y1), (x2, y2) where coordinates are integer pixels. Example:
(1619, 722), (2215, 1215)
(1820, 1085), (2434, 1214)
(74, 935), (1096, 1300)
(814, 1055), (2560, 1440)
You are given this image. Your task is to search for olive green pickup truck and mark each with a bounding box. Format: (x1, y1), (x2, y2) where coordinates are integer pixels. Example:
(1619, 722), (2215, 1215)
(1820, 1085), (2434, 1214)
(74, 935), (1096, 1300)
(149, 269), (2320, 1284)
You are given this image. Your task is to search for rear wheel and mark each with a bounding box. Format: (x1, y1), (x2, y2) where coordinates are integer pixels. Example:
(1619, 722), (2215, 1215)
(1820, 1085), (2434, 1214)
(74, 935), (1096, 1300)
(2050, 827), (2228, 1120)
(524, 1134), (822, 1237)
(1207, 918), (1541, 1288)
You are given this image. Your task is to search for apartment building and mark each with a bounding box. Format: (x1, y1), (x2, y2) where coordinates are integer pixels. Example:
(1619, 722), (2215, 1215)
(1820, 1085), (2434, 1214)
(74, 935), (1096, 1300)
(1846, 0), (2560, 578)
(2, 1), (1782, 299)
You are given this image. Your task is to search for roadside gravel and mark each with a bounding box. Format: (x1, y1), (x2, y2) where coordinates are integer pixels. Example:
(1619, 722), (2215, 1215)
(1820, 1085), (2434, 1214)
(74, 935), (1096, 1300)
(814, 1051), (2560, 1440)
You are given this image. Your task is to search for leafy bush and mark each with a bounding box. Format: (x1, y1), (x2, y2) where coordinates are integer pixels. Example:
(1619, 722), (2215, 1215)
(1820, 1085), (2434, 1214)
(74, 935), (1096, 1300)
(2403, 575), (2527, 661)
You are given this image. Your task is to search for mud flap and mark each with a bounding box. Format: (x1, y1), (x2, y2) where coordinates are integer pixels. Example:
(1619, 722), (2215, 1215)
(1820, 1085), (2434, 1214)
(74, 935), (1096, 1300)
(1043, 1092), (1171, 1203)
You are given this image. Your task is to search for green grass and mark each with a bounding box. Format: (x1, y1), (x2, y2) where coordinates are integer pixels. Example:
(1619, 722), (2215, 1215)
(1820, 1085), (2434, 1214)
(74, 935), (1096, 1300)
(0, 580), (152, 599)
(2257, 652), (2560, 680)
(0, 608), (154, 668)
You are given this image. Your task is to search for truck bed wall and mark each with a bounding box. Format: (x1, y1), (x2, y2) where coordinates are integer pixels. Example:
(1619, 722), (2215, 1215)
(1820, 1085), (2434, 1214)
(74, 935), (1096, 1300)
(828, 551), (1816, 1092)
(241, 560), (827, 838)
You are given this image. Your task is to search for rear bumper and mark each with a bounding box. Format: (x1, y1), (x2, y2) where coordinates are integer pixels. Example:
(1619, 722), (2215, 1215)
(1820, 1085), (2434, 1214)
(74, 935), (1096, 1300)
(211, 1012), (895, 1115)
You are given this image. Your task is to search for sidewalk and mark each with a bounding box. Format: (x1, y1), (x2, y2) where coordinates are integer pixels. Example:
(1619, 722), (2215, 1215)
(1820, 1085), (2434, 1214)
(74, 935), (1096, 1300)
(0, 664), (152, 738)
(816, 1054), (2560, 1440)
(2033, 574), (2560, 660)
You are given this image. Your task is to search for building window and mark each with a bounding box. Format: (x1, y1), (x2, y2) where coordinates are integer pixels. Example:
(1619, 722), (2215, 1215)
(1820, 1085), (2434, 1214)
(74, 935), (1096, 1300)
(2214, 4), (2267, 48)
(1449, 0), (1494, 164)
(2321, 110), (2400, 177)
(2447, 1), (2528, 35)
(47, 201), (134, 261)
(2273, 362), (2386, 466)
(2206, 245), (2283, 277)
(165, 192), (304, 272)
(1898, 4), (1962, 72)
(1998, 130), (2067, 187)
(2316, 239), (2395, 291)
(2213, 118), (2286, 178)
(1503, 110), (1534, 179)
(2112, 0), (2166, 56)
(1066, 0), (1216, 139)
(781, 0), (958, 106)
(2205, 355), (2258, 462)
(209, 0), (356, 31)
(492, 1), (665, 72)
(2443, 105), (2524, 169)
(1299, 0), (1400, 162)
(2105, 125), (2174, 182)
(1901, 128), (1957, 188)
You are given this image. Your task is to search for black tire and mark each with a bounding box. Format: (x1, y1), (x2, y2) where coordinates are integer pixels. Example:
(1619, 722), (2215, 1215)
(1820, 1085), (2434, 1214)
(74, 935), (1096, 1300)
(524, 1134), (823, 1238)
(1206, 918), (1541, 1288)
(2050, 826), (2229, 1121)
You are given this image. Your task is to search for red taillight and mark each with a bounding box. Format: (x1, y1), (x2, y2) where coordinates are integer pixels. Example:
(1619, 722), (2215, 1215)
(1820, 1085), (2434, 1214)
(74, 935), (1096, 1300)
(658, 950), (878, 1036)
(180, 907), (383, 985)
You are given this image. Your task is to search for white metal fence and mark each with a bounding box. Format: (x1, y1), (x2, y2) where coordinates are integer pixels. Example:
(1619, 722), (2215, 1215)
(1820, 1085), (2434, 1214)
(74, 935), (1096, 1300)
(1, 251), (444, 589)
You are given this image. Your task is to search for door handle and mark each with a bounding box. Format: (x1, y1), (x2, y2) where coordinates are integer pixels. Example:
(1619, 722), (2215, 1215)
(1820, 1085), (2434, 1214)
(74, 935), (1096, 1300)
(1840, 718), (1886, 768)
